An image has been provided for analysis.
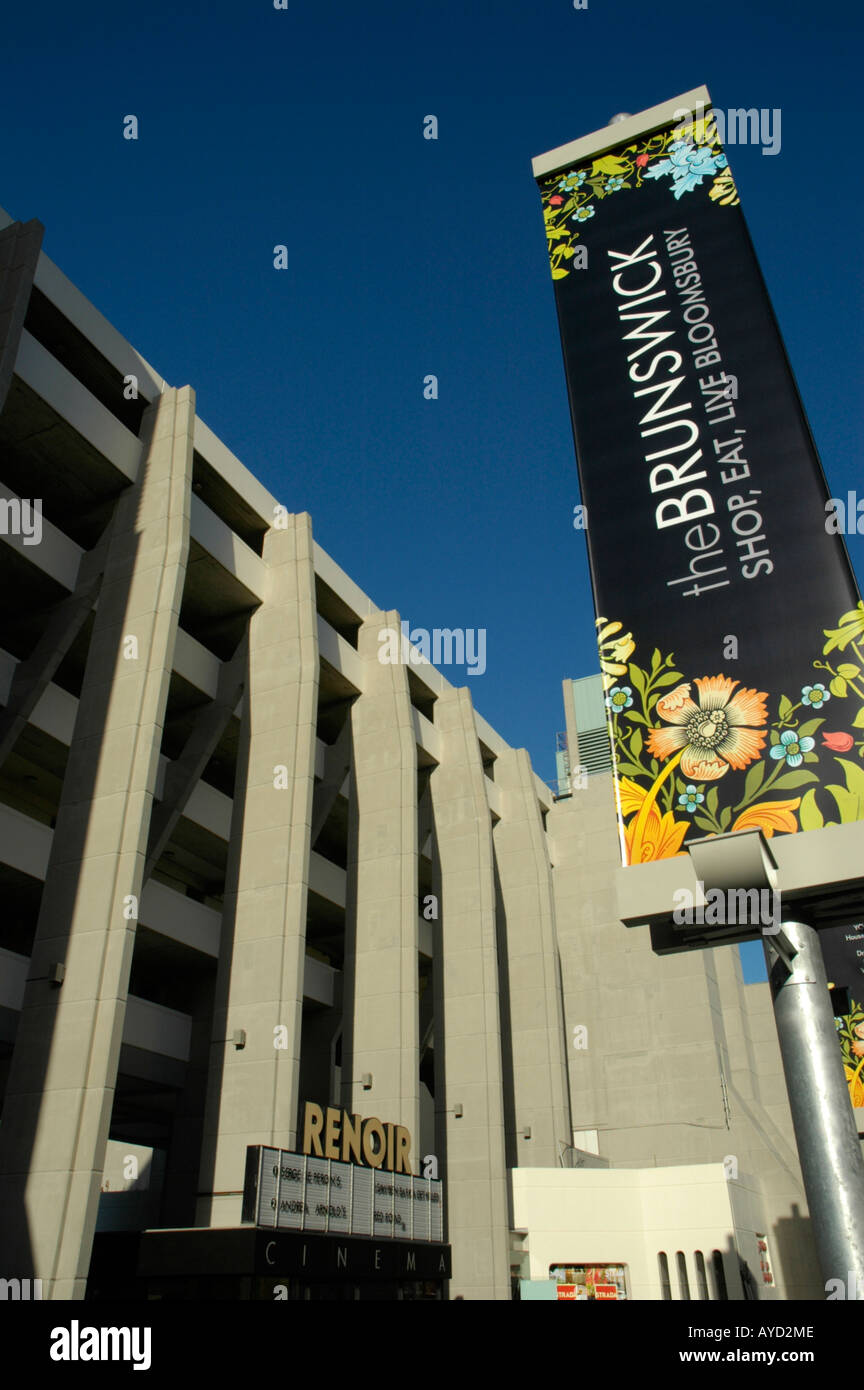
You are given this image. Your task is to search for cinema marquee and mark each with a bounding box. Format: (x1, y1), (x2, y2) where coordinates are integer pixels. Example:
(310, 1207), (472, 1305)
(242, 1104), (444, 1242)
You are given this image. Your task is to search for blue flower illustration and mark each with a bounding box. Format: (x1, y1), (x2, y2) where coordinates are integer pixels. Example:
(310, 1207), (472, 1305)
(559, 171), (586, 191)
(801, 683), (830, 709)
(643, 139), (728, 199)
(770, 729), (815, 768)
(678, 784), (704, 813)
(605, 176), (625, 192)
(572, 205), (595, 222)
(606, 685), (633, 713)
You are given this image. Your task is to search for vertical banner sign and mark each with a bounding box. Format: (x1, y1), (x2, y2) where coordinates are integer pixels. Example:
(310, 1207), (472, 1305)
(820, 921), (864, 1110)
(535, 89), (864, 866)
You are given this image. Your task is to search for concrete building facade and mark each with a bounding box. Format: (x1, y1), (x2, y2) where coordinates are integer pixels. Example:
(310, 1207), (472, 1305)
(0, 205), (822, 1301)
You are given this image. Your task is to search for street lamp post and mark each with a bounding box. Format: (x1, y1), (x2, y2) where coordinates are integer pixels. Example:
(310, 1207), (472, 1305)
(764, 920), (864, 1298)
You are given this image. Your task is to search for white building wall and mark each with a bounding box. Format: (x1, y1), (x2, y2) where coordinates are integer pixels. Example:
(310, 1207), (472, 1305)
(512, 1165), (780, 1301)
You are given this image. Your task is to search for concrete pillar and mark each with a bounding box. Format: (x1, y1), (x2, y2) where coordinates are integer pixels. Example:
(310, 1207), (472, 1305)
(430, 686), (509, 1300)
(547, 781), (616, 1140)
(493, 747), (571, 1168)
(197, 513), (319, 1226)
(0, 386), (194, 1298)
(341, 611), (420, 1151)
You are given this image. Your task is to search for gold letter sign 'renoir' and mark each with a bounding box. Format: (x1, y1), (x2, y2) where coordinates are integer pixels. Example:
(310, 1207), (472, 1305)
(301, 1102), (412, 1174)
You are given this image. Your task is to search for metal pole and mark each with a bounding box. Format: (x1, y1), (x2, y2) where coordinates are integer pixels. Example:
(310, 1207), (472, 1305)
(764, 920), (864, 1297)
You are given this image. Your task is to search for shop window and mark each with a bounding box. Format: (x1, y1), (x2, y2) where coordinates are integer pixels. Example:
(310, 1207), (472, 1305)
(756, 1233), (775, 1288)
(548, 1264), (628, 1300)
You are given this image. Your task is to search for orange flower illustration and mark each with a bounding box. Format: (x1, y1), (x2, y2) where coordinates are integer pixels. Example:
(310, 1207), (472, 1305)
(731, 798), (801, 837)
(845, 1062), (864, 1109)
(624, 804), (689, 863)
(646, 675), (768, 781)
(619, 776), (689, 864)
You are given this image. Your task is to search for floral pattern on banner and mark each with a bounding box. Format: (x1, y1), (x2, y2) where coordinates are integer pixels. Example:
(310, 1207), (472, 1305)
(836, 1001), (864, 1109)
(602, 602), (864, 864)
(540, 113), (739, 280)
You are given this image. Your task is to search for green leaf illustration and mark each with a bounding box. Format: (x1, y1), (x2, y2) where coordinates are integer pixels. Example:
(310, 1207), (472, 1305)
(853, 707), (864, 729)
(628, 663), (647, 702)
(592, 155), (629, 176)
(823, 631), (846, 655)
(630, 728), (643, 758)
(827, 784), (860, 821)
(615, 762), (647, 779)
(652, 671), (685, 688)
(830, 676), (849, 698)
(838, 663), (861, 679)
(720, 805), (732, 830)
(824, 758), (864, 820)
(798, 717), (824, 739)
(742, 760), (765, 804)
(799, 788), (824, 831)
(778, 694), (793, 721)
(823, 606), (864, 653)
(771, 769), (819, 790)
(834, 758), (864, 813)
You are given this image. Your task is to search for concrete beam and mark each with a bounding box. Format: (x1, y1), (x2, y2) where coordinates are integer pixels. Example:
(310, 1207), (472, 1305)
(144, 632), (248, 879)
(310, 714), (352, 847)
(0, 532), (110, 768)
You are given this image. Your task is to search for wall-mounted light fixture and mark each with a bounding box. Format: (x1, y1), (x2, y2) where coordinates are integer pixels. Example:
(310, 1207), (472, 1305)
(27, 962), (66, 987)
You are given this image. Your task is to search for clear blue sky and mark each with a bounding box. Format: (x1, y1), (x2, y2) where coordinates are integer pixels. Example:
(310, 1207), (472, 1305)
(3, 0), (862, 980)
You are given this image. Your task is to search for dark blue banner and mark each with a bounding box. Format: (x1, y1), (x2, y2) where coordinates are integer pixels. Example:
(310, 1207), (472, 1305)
(538, 108), (863, 865)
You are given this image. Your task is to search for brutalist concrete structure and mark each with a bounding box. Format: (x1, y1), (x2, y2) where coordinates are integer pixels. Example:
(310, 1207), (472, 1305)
(0, 205), (821, 1301)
